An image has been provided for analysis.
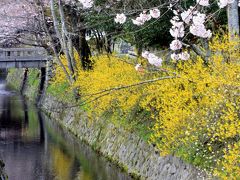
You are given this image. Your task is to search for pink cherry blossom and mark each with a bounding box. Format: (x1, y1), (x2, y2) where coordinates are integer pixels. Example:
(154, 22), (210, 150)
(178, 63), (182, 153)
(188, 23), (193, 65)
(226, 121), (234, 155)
(142, 51), (162, 67)
(150, 9), (160, 19)
(197, 0), (210, 6)
(189, 12), (212, 38)
(170, 19), (185, 38)
(114, 13), (127, 24)
(218, 0), (234, 8)
(0, 0), (37, 35)
(170, 40), (183, 51)
(171, 53), (180, 60)
(132, 18), (144, 26)
(192, 12), (206, 25)
(132, 12), (151, 26)
(142, 51), (150, 59)
(181, 9), (193, 24)
(190, 25), (212, 39)
(148, 53), (162, 67)
(170, 26), (185, 38)
(179, 51), (190, 60)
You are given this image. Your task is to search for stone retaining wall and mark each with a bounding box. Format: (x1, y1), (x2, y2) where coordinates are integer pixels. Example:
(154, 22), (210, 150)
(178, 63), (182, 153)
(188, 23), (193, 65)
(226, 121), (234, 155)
(40, 94), (207, 180)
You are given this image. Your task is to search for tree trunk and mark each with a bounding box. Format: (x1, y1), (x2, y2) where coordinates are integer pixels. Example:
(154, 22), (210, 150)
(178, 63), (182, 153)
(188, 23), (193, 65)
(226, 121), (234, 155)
(20, 68), (28, 95)
(105, 33), (112, 54)
(227, 0), (239, 62)
(44, 0), (72, 83)
(79, 29), (92, 70)
(228, 0), (239, 40)
(58, 0), (75, 78)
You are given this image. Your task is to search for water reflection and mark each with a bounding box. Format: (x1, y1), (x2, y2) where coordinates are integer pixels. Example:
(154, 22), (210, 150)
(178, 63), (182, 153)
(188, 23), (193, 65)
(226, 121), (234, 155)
(0, 78), (132, 180)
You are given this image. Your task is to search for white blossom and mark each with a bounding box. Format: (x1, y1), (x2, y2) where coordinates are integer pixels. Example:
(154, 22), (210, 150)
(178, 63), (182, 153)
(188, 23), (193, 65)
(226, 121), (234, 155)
(189, 12), (212, 38)
(171, 53), (180, 60)
(152, 58), (162, 67)
(192, 12), (206, 25)
(142, 51), (150, 59)
(135, 64), (142, 71)
(79, 0), (93, 9)
(204, 30), (212, 38)
(132, 12), (151, 26)
(168, 3), (174, 10)
(171, 16), (180, 24)
(218, 0), (234, 8)
(170, 18), (185, 38)
(114, 13), (127, 24)
(197, 0), (210, 6)
(170, 25), (185, 38)
(140, 12), (151, 21)
(170, 40), (183, 51)
(179, 51), (190, 60)
(148, 53), (162, 67)
(181, 9), (193, 24)
(173, 10), (179, 15)
(190, 17), (212, 38)
(132, 18), (144, 26)
(142, 52), (162, 67)
(171, 52), (190, 60)
(190, 24), (211, 38)
(150, 9), (160, 19)
(170, 17), (183, 27)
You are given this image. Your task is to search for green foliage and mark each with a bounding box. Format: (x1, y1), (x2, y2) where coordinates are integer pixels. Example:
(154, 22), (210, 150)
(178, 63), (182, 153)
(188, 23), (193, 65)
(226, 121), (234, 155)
(47, 82), (70, 98)
(27, 69), (40, 87)
(24, 69), (40, 100)
(84, 0), (229, 51)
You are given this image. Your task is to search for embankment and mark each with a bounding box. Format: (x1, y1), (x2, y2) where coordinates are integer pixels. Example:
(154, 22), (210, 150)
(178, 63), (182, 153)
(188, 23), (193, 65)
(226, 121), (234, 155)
(6, 69), (207, 180)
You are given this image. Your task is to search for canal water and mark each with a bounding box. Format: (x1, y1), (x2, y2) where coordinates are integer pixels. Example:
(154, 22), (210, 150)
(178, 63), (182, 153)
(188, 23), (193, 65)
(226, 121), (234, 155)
(0, 76), (132, 180)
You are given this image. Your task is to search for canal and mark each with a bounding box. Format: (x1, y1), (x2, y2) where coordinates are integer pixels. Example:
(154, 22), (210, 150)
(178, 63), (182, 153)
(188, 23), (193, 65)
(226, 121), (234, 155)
(0, 76), (132, 180)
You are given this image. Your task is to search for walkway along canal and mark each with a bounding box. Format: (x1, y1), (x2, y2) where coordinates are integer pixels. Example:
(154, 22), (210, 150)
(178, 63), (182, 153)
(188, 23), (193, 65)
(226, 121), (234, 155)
(0, 75), (132, 180)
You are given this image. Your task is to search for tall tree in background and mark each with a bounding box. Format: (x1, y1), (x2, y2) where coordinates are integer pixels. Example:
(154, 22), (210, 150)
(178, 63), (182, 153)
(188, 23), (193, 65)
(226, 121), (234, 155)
(228, 0), (239, 40)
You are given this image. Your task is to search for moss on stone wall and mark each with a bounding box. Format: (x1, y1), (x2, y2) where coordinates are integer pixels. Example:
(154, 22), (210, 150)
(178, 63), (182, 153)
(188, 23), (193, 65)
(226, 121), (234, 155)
(6, 69), (24, 90)
(7, 68), (40, 101)
(24, 69), (40, 100)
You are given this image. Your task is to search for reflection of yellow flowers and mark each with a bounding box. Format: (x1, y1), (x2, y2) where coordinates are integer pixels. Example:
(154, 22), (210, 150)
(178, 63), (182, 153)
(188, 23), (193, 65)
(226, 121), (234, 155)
(51, 146), (73, 180)
(50, 34), (240, 179)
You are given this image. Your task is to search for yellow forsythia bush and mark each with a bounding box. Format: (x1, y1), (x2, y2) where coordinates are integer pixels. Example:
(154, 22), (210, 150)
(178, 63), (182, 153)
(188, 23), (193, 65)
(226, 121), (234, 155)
(50, 35), (240, 179)
(74, 55), (143, 116)
(143, 57), (239, 178)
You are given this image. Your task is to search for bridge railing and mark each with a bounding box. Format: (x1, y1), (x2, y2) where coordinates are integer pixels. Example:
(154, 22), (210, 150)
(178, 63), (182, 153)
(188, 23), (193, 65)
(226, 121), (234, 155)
(0, 48), (50, 68)
(0, 48), (48, 61)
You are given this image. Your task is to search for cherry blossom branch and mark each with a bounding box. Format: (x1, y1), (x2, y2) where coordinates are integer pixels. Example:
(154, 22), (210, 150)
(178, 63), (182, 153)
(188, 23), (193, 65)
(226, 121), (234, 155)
(80, 75), (179, 98)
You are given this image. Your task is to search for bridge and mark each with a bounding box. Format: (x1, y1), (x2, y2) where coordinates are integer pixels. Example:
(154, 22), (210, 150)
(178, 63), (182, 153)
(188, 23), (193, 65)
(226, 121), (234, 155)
(0, 48), (49, 68)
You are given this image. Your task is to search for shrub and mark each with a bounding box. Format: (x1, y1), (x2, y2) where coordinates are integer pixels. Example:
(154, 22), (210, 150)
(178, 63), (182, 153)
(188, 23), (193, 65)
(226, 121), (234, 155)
(50, 35), (240, 179)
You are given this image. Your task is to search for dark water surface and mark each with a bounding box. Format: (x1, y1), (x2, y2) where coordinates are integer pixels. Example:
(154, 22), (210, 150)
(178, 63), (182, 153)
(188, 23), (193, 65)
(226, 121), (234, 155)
(0, 78), (132, 180)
